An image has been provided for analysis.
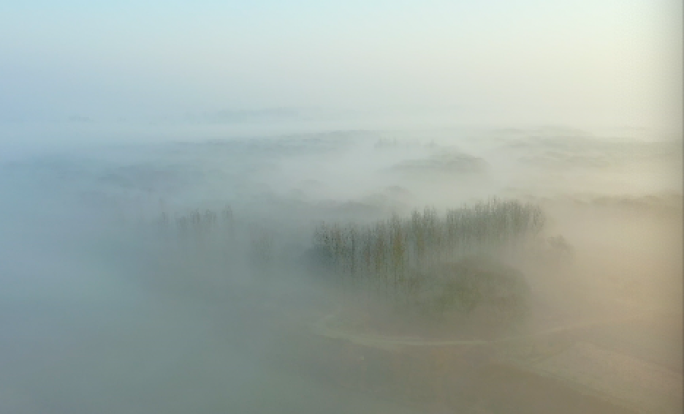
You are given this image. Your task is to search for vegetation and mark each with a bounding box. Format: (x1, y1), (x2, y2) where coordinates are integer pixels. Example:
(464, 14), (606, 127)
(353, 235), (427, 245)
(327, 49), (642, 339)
(419, 256), (530, 320)
(149, 197), (545, 321)
(309, 198), (545, 316)
(310, 198), (543, 280)
(156, 204), (235, 247)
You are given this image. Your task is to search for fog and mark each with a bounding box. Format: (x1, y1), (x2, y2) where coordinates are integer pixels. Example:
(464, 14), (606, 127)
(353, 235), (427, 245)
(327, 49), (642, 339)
(2, 1), (682, 129)
(1, 0), (682, 412)
(0, 124), (681, 413)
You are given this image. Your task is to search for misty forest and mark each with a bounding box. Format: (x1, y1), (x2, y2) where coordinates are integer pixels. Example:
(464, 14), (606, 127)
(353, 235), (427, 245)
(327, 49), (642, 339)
(1, 129), (681, 413)
(1, 0), (682, 412)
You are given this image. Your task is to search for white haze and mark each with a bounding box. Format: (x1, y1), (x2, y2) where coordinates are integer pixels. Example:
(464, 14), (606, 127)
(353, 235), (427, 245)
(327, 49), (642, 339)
(0, 124), (681, 413)
(1, 0), (682, 412)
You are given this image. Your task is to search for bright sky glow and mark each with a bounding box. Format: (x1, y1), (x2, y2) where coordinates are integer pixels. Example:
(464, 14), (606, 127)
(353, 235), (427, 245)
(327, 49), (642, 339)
(0, 0), (681, 129)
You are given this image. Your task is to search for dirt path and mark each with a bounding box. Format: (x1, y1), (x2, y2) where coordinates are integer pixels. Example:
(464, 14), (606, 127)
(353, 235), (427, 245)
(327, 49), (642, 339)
(310, 306), (682, 413)
(312, 307), (676, 351)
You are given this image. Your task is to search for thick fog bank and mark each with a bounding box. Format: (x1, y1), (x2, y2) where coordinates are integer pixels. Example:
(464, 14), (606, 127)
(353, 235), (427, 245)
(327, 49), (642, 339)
(1, 127), (681, 413)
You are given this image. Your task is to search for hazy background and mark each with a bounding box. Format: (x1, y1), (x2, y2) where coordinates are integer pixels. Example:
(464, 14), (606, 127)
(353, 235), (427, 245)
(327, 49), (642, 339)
(1, 0), (682, 132)
(0, 1), (682, 413)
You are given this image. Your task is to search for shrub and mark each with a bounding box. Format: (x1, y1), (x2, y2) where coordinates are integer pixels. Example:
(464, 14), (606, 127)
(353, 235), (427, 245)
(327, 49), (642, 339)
(415, 255), (530, 320)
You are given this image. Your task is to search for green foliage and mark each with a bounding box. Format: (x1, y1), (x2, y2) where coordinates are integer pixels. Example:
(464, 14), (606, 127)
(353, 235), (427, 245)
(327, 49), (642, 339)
(147, 197), (542, 321)
(312, 198), (544, 282)
(310, 198), (542, 316)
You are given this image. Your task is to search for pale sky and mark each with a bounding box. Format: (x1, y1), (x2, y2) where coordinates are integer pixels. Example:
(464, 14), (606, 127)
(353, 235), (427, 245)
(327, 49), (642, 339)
(1, 0), (681, 129)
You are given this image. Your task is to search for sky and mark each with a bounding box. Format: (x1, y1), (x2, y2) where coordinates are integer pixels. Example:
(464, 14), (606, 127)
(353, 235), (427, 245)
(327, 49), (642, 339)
(0, 0), (681, 130)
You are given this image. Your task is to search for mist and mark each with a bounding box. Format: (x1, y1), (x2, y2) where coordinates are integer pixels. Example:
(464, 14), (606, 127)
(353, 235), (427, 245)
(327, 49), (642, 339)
(1, 126), (681, 413)
(2, 1), (682, 129)
(1, 1), (683, 413)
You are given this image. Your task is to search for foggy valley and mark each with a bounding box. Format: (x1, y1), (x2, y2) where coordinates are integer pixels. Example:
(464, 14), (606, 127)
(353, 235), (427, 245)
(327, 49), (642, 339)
(1, 127), (681, 413)
(2, 0), (682, 412)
